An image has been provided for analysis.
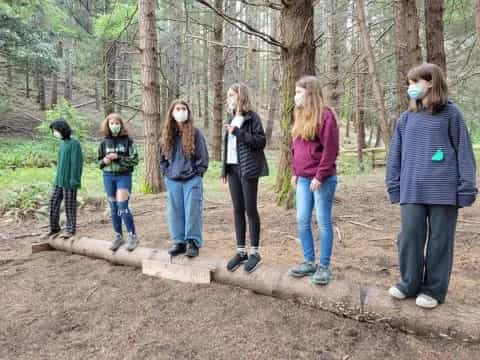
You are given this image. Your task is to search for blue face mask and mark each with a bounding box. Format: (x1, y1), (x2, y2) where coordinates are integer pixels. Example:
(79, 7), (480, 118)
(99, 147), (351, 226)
(407, 84), (425, 100)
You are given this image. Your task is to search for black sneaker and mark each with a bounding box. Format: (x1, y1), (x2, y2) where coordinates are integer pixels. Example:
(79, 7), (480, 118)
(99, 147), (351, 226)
(244, 253), (262, 273)
(168, 243), (187, 256)
(226, 252), (248, 271)
(185, 241), (199, 257)
(40, 230), (60, 240)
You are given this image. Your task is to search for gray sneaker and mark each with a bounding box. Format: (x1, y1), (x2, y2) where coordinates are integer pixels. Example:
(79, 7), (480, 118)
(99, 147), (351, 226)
(310, 265), (331, 285)
(125, 233), (138, 252)
(110, 233), (124, 252)
(288, 261), (317, 278)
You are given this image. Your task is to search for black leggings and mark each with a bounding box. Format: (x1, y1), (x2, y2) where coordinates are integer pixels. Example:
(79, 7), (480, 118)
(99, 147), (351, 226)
(227, 165), (260, 248)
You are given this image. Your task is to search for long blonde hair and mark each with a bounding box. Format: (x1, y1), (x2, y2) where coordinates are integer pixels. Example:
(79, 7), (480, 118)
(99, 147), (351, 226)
(228, 83), (255, 114)
(291, 76), (327, 140)
(161, 100), (195, 158)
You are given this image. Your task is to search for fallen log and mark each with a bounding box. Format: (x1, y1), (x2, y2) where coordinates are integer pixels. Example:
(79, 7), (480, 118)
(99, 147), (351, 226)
(45, 236), (480, 342)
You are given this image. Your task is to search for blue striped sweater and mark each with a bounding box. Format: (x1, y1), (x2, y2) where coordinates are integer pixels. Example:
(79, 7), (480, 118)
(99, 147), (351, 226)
(386, 101), (477, 207)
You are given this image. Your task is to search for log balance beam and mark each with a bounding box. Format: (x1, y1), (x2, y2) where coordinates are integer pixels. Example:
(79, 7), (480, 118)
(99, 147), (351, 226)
(32, 237), (480, 343)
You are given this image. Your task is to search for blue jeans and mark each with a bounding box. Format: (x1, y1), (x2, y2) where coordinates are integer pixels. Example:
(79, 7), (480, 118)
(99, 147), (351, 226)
(103, 172), (136, 235)
(296, 176), (337, 267)
(165, 176), (204, 248)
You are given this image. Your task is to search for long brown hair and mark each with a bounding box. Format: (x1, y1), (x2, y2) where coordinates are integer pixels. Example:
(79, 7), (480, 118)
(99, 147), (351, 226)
(228, 83), (254, 114)
(100, 113), (129, 137)
(161, 100), (195, 158)
(292, 76), (328, 140)
(407, 63), (448, 113)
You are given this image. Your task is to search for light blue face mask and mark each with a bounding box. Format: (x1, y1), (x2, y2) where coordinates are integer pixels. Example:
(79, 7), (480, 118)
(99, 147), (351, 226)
(407, 84), (425, 100)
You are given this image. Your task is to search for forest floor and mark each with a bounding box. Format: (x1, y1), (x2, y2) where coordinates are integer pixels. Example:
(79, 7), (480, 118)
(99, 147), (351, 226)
(1, 170), (480, 359)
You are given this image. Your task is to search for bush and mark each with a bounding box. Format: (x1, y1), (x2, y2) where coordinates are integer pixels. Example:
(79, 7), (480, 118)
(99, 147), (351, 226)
(0, 183), (50, 220)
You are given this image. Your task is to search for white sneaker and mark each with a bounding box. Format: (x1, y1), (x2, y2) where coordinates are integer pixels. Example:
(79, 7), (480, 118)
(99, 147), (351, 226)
(388, 286), (406, 300)
(416, 294), (438, 309)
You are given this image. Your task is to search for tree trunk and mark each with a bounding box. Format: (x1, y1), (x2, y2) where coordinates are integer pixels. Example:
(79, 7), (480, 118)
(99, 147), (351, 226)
(104, 41), (117, 116)
(355, 0), (391, 150)
(139, 0), (163, 193)
(51, 40), (63, 108)
(46, 236), (480, 343)
(64, 41), (73, 102)
(424, 0), (447, 76)
(36, 74), (47, 111)
(94, 77), (101, 111)
(394, 0), (422, 115)
(265, 12), (280, 146)
(202, 27), (210, 132)
(476, 0), (480, 40)
(327, 0), (341, 110)
(276, 0), (316, 208)
(25, 65), (30, 99)
(211, 0), (225, 161)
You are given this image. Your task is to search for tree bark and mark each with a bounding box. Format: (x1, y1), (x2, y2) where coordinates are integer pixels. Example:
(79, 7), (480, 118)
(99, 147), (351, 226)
(476, 0), (480, 40)
(51, 40), (63, 108)
(275, 0), (316, 208)
(64, 40), (73, 102)
(355, 0), (391, 149)
(211, 0), (225, 161)
(202, 27), (210, 132)
(327, 0), (341, 110)
(424, 0), (447, 76)
(104, 41), (117, 116)
(393, 0), (422, 114)
(265, 12), (280, 146)
(139, 0), (163, 192)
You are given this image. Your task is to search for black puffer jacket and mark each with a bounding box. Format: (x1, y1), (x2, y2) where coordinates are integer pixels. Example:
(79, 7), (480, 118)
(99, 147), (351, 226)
(221, 111), (269, 180)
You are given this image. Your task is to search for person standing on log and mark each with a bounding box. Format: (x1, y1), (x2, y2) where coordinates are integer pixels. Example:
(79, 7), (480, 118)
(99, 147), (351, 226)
(287, 76), (339, 285)
(221, 83), (269, 273)
(386, 63), (477, 309)
(40, 119), (83, 240)
(160, 100), (209, 258)
(97, 113), (139, 252)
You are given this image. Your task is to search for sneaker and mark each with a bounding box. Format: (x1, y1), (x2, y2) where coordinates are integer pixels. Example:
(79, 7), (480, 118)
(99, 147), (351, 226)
(185, 241), (199, 257)
(244, 253), (262, 273)
(416, 294), (439, 309)
(226, 252), (248, 271)
(168, 243), (187, 256)
(110, 233), (124, 252)
(288, 261), (317, 278)
(388, 285), (406, 300)
(310, 265), (331, 285)
(40, 230), (60, 240)
(60, 230), (74, 240)
(125, 233), (138, 252)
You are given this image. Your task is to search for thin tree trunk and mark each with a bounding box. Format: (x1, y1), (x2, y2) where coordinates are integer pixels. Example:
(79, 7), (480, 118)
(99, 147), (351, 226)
(64, 41), (73, 102)
(476, 0), (480, 40)
(139, 0), (163, 192)
(36, 74), (47, 111)
(265, 12), (280, 146)
(211, 0), (225, 161)
(25, 65), (30, 99)
(276, 0), (316, 208)
(94, 77), (101, 111)
(203, 27), (210, 132)
(104, 41), (117, 116)
(424, 0), (447, 76)
(355, 0), (391, 150)
(51, 40), (63, 107)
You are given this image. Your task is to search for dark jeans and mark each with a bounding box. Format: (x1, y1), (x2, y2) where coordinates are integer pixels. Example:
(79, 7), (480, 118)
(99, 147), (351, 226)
(396, 204), (458, 303)
(227, 164), (260, 248)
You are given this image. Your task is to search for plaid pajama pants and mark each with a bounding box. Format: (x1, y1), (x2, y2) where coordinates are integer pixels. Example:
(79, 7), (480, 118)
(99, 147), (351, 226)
(49, 186), (78, 234)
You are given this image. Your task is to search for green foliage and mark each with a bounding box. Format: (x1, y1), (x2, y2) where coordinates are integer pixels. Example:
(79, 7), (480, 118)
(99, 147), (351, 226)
(37, 101), (91, 141)
(94, 3), (137, 41)
(0, 183), (50, 220)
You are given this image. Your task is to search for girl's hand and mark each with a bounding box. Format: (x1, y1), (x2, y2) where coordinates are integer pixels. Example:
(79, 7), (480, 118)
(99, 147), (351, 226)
(222, 177), (227, 184)
(310, 178), (321, 192)
(291, 175), (297, 188)
(224, 124), (237, 134)
(103, 157), (112, 165)
(106, 153), (118, 160)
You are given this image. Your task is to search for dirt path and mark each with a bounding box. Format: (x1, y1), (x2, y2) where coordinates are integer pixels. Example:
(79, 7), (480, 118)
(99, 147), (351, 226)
(1, 171), (479, 359)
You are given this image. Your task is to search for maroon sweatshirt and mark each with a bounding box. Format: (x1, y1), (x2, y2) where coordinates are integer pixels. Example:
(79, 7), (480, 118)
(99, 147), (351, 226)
(291, 107), (339, 182)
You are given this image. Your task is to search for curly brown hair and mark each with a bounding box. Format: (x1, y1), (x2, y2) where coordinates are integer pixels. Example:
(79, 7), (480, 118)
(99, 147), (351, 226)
(161, 100), (195, 158)
(99, 113), (129, 137)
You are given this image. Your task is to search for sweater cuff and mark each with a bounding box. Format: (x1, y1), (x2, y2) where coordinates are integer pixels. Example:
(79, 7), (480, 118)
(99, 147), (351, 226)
(388, 190), (400, 204)
(457, 193), (476, 208)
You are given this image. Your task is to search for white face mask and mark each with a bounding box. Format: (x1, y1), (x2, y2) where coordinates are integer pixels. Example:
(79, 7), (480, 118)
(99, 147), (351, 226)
(53, 130), (63, 139)
(173, 110), (189, 123)
(294, 93), (305, 108)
